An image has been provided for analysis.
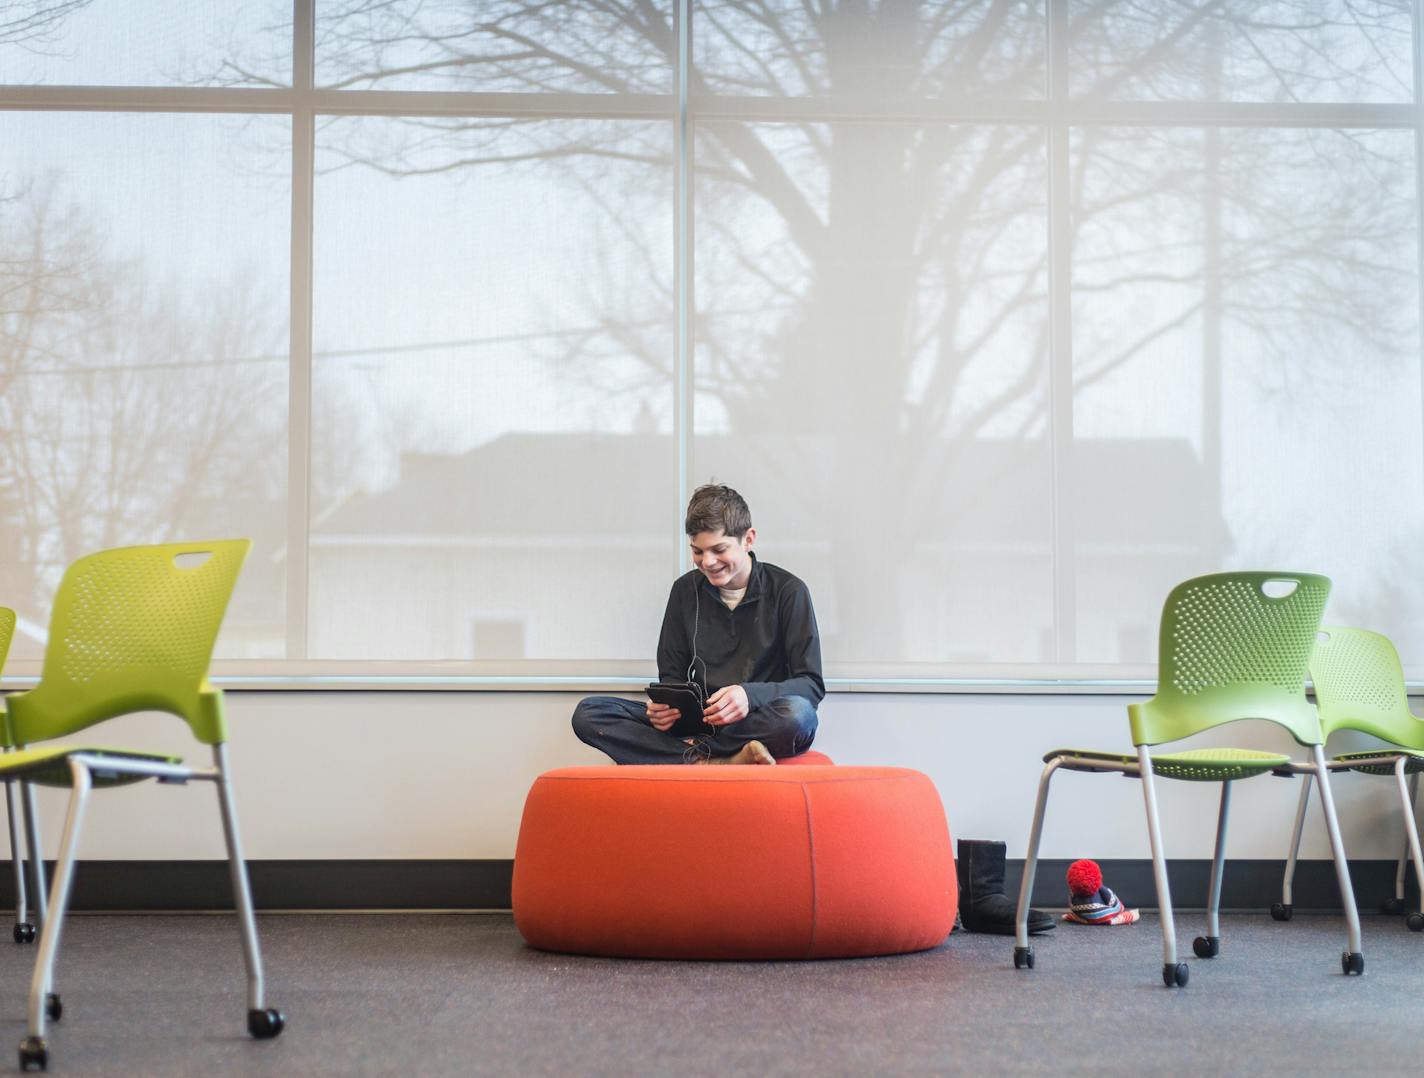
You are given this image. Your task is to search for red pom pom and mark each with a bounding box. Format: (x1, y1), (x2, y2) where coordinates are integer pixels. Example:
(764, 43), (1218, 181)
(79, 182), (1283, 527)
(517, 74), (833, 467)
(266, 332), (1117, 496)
(1067, 859), (1103, 897)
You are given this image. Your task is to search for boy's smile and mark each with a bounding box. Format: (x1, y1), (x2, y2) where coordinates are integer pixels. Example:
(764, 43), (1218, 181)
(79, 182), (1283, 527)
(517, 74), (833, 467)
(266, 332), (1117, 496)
(689, 527), (756, 591)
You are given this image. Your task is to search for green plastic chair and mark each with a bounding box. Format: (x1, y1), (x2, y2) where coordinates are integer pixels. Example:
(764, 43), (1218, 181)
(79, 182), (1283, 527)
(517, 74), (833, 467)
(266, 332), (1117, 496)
(0, 541), (284, 1073)
(1272, 626), (1424, 929)
(1012, 571), (1363, 986)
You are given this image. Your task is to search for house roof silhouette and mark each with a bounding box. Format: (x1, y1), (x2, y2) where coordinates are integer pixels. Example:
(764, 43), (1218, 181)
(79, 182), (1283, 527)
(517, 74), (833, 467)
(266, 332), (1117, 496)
(314, 432), (1230, 553)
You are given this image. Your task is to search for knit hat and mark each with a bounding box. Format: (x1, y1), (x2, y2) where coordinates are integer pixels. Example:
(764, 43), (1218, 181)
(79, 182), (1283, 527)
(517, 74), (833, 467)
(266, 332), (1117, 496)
(1063, 859), (1140, 926)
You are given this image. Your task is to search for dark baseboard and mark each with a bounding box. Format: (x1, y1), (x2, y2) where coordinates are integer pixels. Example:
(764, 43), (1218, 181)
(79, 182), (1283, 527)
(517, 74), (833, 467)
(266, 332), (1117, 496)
(0, 858), (1408, 912)
(1008, 858), (1413, 913)
(0, 860), (514, 912)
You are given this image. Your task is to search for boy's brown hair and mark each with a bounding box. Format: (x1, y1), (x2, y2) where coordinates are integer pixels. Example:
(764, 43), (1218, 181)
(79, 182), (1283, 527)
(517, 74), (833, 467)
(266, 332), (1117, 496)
(684, 484), (752, 538)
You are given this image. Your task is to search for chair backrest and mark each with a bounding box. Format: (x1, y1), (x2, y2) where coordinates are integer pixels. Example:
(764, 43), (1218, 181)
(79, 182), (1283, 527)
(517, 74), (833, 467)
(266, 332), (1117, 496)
(1129, 571), (1330, 748)
(0, 607), (15, 748)
(2, 540), (250, 747)
(0, 607), (13, 672)
(1308, 625), (1424, 748)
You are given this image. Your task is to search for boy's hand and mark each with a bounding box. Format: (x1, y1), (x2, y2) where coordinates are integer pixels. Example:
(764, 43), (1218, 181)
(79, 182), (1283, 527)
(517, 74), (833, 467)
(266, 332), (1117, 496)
(704, 685), (749, 726)
(646, 701), (680, 732)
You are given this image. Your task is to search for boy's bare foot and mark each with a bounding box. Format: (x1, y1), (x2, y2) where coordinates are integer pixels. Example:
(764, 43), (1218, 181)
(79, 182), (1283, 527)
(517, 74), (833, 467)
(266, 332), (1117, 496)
(703, 740), (776, 766)
(742, 741), (776, 765)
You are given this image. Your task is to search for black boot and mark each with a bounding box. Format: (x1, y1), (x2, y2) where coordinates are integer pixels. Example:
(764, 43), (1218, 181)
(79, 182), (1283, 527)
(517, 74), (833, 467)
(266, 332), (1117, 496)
(958, 839), (1053, 935)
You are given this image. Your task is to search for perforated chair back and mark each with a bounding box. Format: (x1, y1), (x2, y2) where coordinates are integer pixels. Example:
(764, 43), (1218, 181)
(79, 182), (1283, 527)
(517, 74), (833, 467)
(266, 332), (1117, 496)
(1129, 571), (1330, 748)
(0, 607), (15, 747)
(3, 540), (250, 747)
(1308, 625), (1424, 748)
(0, 607), (13, 677)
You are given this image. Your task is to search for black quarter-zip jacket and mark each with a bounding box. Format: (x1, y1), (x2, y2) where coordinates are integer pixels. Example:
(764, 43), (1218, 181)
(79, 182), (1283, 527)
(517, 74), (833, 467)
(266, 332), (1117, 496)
(656, 553), (825, 710)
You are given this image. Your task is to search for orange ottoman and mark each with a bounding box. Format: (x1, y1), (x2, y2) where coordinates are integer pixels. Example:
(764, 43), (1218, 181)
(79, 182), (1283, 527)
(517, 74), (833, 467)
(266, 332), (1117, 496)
(512, 766), (955, 959)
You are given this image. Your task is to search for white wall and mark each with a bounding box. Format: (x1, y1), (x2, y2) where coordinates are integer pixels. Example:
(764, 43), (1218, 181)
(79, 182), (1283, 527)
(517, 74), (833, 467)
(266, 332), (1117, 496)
(6, 689), (1409, 864)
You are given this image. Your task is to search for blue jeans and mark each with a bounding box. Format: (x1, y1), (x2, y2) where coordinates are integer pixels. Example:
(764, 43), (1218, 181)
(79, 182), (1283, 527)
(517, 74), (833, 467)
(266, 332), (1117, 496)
(572, 694), (818, 764)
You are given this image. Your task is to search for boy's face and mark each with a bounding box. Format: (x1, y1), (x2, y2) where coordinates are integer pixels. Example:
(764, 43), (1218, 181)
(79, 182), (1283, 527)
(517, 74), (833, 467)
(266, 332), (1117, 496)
(688, 527), (756, 591)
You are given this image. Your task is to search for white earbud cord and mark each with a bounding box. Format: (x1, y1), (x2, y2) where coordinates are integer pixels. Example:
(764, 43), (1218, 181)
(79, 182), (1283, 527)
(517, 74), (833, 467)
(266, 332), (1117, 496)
(687, 583), (701, 697)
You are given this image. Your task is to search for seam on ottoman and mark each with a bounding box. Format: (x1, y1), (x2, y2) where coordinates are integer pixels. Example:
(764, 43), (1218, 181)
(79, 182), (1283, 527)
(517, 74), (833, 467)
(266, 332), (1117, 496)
(801, 782), (818, 959)
(537, 772), (920, 786)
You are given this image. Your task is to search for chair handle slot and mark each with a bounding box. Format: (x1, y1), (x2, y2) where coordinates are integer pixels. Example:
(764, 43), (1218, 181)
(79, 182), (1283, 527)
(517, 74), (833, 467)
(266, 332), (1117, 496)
(1261, 578), (1300, 599)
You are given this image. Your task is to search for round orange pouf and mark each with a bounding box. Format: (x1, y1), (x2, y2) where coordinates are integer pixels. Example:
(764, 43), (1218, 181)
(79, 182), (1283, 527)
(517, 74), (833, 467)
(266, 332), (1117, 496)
(512, 766), (956, 959)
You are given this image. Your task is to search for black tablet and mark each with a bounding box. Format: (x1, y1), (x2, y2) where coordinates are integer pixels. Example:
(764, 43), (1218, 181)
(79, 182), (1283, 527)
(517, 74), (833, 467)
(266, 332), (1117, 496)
(646, 682), (710, 735)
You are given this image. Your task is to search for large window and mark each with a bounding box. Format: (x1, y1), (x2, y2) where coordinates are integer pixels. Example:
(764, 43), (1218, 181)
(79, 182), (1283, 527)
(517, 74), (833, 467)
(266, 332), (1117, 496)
(2, 1), (1420, 685)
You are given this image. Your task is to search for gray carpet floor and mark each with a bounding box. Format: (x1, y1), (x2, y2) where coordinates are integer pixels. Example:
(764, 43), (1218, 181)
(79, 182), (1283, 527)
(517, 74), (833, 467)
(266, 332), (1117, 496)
(0, 910), (1418, 1075)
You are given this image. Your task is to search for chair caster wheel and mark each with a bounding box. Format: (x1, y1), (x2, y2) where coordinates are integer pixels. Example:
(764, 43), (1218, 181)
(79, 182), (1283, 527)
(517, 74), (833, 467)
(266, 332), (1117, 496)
(1342, 951), (1364, 976)
(1192, 935), (1220, 958)
(1270, 903), (1293, 922)
(248, 1007), (286, 1039)
(1382, 896), (1406, 915)
(1162, 962), (1188, 987)
(18, 1036), (46, 1072)
(1012, 945), (1033, 970)
(44, 994), (60, 1023)
(1407, 913), (1424, 932)
(13, 922), (36, 944)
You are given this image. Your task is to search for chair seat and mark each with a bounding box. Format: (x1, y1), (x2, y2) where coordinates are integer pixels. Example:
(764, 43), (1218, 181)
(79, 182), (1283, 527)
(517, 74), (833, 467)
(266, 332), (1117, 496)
(1046, 746), (1292, 781)
(1333, 747), (1424, 776)
(0, 746), (181, 787)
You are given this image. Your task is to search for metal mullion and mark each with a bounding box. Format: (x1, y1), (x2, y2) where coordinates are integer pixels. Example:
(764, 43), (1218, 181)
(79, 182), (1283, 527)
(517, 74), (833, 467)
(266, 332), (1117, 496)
(1, 84), (1409, 133)
(309, 88), (674, 120)
(286, 0), (316, 662)
(0, 86), (299, 113)
(687, 93), (1053, 125)
(293, 0), (315, 91)
(1064, 99), (1418, 130)
(1046, 0), (1075, 664)
(672, 98), (1414, 131)
(0, 89), (676, 123)
(1415, 0), (1424, 511)
(3, 95), (1403, 130)
(674, 0), (692, 575)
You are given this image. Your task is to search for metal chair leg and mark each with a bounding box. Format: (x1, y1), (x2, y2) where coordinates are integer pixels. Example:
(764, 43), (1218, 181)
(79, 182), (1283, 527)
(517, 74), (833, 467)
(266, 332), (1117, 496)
(24, 760), (90, 1047)
(1196, 781), (1230, 957)
(1279, 776), (1311, 917)
(1312, 745), (1363, 971)
(213, 745), (283, 1038)
(5, 780), (29, 939)
(1391, 760), (1424, 930)
(1138, 746), (1185, 986)
(1013, 758), (1063, 967)
(1396, 771), (1420, 909)
(20, 782), (47, 932)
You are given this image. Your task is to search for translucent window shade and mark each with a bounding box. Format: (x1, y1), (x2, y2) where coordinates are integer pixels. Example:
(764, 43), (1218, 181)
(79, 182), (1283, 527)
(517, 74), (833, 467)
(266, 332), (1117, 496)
(5, 2), (1424, 685)
(308, 117), (675, 663)
(0, 0), (291, 87)
(1068, 0), (1414, 103)
(693, 121), (1052, 673)
(0, 112), (291, 662)
(693, 0), (1046, 99)
(314, 0), (674, 93)
(1071, 126), (1422, 664)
